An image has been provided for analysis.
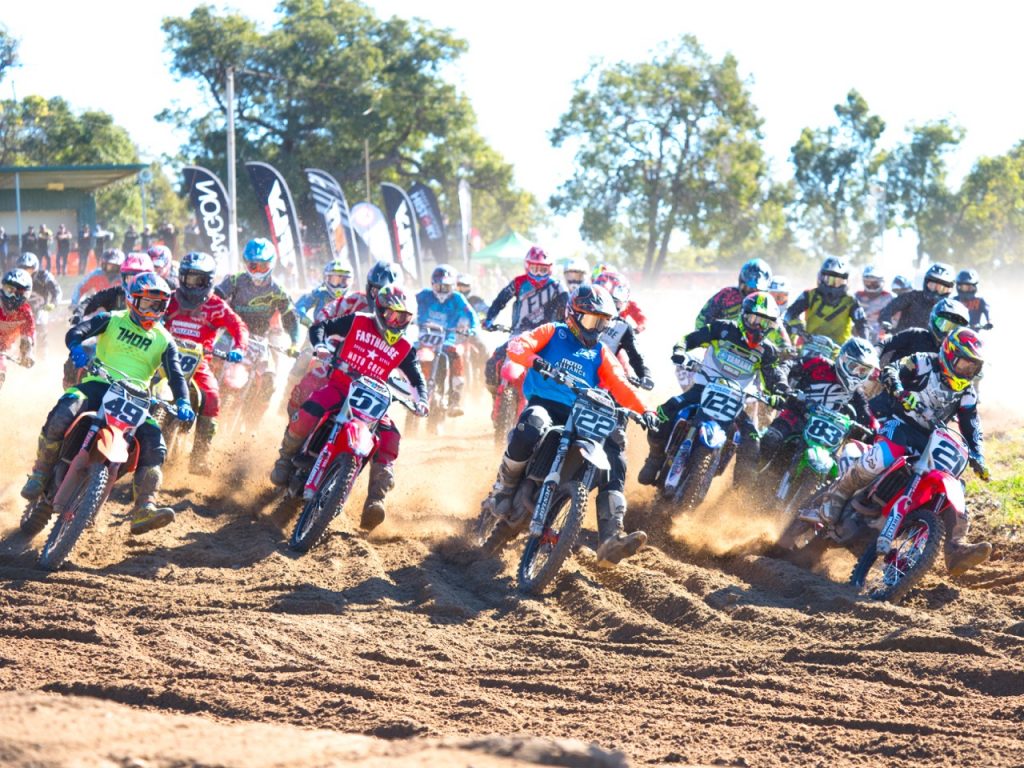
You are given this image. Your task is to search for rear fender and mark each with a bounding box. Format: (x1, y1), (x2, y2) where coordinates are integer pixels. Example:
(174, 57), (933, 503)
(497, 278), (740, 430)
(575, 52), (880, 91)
(698, 420), (727, 449)
(90, 424), (129, 464)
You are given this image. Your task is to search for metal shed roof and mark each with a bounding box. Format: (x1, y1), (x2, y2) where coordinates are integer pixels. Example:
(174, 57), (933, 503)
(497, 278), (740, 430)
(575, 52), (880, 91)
(0, 164), (148, 192)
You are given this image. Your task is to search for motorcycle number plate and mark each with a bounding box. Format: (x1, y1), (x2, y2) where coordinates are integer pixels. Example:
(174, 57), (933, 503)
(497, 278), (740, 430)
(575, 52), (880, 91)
(347, 379), (391, 422)
(573, 401), (617, 442)
(418, 328), (444, 349)
(920, 428), (968, 477)
(804, 412), (845, 450)
(178, 348), (203, 378)
(700, 382), (743, 422)
(101, 386), (149, 428)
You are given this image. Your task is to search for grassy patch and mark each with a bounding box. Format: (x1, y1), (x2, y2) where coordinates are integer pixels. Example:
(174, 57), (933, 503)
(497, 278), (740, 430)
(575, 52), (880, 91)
(965, 430), (1024, 527)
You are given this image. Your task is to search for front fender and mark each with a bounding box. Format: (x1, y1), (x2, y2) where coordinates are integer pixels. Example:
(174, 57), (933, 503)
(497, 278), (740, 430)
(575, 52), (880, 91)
(805, 444), (835, 476)
(343, 419), (377, 458)
(698, 420), (727, 449)
(911, 469), (966, 515)
(573, 438), (610, 472)
(90, 424), (129, 464)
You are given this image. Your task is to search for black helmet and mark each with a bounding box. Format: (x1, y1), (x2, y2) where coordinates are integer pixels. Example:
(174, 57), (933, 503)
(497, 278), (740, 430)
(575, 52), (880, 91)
(566, 284), (616, 348)
(956, 268), (979, 296)
(1, 269), (32, 311)
(817, 256), (850, 301)
(177, 251), (217, 309)
(929, 298), (969, 342)
(835, 337), (878, 392)
(366, 260), (400, 301)
(923, 262), (955, 300)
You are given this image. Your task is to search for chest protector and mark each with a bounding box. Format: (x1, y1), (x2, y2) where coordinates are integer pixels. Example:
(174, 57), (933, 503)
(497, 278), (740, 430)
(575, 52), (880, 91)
(600, 317), (630, 353)
(700, 338), (763, 390)
(805, 289), (856, 343)
(330, 313), (411, 387)
(93, 310), (171, 385)
(513, 280), (561, 332)
(523, 325), (603, 409)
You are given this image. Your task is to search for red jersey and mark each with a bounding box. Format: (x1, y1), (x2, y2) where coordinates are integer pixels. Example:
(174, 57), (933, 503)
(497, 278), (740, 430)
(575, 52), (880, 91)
(0, 302), (35, 351)
(330, 313), (412, 388)
(621, 299), (647, 333)
(164, 294), (249, 357)
(318, 291), (369, 323)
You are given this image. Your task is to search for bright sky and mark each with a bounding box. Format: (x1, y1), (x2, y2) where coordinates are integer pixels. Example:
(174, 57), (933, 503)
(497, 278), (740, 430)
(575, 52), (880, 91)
(5, 1), (1024, 266)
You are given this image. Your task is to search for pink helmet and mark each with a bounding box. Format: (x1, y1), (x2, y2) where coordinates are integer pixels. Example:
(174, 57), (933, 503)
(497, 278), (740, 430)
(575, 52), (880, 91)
(121, 252), (155, 290)
(524, 246), (553, 286)
(147, 245), (173, 278)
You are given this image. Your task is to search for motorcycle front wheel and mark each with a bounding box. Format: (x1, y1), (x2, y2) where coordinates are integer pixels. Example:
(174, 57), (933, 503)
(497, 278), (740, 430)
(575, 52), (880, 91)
(289, 454), (361, 553)
(38, 463), (109, 571)
(675, 443), (719, 511)
(849, 507), (944, 605)
(517, 482), (586, 596)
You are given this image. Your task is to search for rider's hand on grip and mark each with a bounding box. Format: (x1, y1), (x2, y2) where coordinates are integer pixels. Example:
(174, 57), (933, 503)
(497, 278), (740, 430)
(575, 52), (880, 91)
(286, 345), (301, 359)
(482, 318), (495, 332)
(43, 303), (55, 312)
(639, 376), (655, 391)
(670, 346), (688, 365)
(176, 398), (196, 423)
(226, 349), (244, 363)
(642, 410), (661, 432)
(414, 400), (429, 418)
(969, 453), (990, 481)
(899, 391), (919, 412)
(531, 357), (552, 374)
(765, 392), (786, 410)
(69, 344), (89, 369)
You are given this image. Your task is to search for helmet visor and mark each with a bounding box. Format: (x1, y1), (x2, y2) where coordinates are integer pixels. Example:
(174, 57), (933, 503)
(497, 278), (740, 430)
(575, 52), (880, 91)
(933, 314), (965, 336)
(136, 295), (169, 314)
(843, 359), (875, 381)
(577, 313), (610, 332)
(820, 273), (847, 288)
(326, 274), (350, 290)
(2, 284), (28, 299)
(383, 308), (413, 330)
(457, 282), (471, 293)
(956, 282), (977, 295)
(182, 271), (212, 289)
(103, 262), (122, 275)
(770, 291), (789, 306)
(951, 356), (982, 379)
(925, 279), (953, 296)
(744, 313), (776, 332)
(246, 259), (273, 275)
(526, 263), (551, 277)
(432, 282), (452, 295)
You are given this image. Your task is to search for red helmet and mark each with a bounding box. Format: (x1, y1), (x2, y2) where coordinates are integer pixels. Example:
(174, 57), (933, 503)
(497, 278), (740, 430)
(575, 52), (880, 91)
(593, 270), (630, 313)
(938, 327), (983, 392)
(121, 252), (155, 290)
(524, 246), (553, 286)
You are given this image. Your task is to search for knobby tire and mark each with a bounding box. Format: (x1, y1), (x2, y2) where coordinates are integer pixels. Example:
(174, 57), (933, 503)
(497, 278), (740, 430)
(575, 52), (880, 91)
(517, 482), (587, 595)
(850, 507), (944, 605)
(38, 463), (109, 571)
(676, 444), (719, 510)
(289, 454), (360, 553)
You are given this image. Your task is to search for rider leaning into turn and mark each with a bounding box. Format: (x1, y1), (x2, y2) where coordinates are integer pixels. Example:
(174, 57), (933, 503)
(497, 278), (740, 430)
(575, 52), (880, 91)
(482, 284), (658, 567)
(813, 327), (991, 576)
(270, 286), (428, 531)
(163, 251), (250, 476)
(414, 264), (478, 417)
(0, 269), (37, 372)
(20, 273), (196, 535)
(784, 256), (867, 345)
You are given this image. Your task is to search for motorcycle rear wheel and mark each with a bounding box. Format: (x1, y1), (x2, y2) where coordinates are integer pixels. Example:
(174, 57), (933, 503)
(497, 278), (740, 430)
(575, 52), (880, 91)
(494, 387), (517, 447)
(849, 508), (944, 605)
(38, 463), (109, 571)
(289, 454), (360, 553)
(517, 482), (586, 595)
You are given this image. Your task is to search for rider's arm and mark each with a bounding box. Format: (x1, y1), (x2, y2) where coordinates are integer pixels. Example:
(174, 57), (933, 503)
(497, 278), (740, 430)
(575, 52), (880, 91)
(783, 291), (810, 327)
(294, 292), (315, 325)
(309, 313), (356, 347)
(957, 398), (984, 458)
(457, 293), (478, 332)
(759, 345), (788, 395)
(505, 323), (558, 367)
(65, 313), (112, 348)
(622, 300), (647, 333)
(70, 270), (105, 307)
(618, 325), (651, 380)
(682, 323), (715, 351)
(161, 339), (190, 403)
(213, 274), (233, 301)
(276, 291), (301, 345)
(483, 281), (516, 324)
(693, 294), (717, 332)
(878, 292), (909, 325)
(18, 305), (35, 347)
(397, 349), (428, 403)
(415, 291), (430, 327)
(217, 298), (250, 351)
(82, 286), (117, 317)
(880, 355), (914, 396)
(45, 273), (62, 304)
(596, 346), (646, 414)
(980, 298), (993, 327)
(850, 302), (868, 339)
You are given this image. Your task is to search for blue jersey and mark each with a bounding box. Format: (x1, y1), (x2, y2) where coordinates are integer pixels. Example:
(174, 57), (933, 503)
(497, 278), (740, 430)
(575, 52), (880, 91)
(415, 289), (477, 342)
(522, 324), (605, 409)
(295, 286), (339, 326)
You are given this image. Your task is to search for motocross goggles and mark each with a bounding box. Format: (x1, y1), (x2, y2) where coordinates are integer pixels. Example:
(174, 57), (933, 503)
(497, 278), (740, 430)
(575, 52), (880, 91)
(326, 273), (350, 290)
(245, 259), (274, 274)
(103, 262), (122, 275)
(743, 313), (776, 332)
(933, 314), (965, 337)
(949, 356), (983, 380)
(820, 273), (847, 288)
(182, 270), (212, 289)
(2, 283), (29, 299)
(382, 308), (413, 330)
(956, 282), (977, 295)
(526, 263), (551, 277)
(432, 282), (452, 294)
(577, 312), (610, 332)
(136, 295), (169, 314)
(925, 279), (953, 296)
(842, 359), (875, 381)
(862, 278), (883, 292)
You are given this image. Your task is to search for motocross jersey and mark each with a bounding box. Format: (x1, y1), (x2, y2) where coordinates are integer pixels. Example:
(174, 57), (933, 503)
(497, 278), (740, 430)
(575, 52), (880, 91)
(683, 320), (787, 394)
(71, 268), (119, 308)
(295, 285), (340, 327)
(786, 356), (874, 422)
(621, 299), (647, 333)
(484, 275), (569, 334)
(214, 272), (299, 343)
(68, 310), (187, 401)
(879, 327), (935, 367)
(308, 312), (427, 402)
(81, 286), (126, 318)
(878, 290), (936, 333)
(507, 323), (646, 413)
(415, 289), (478, 340)
(318, 291), (369, 323)
(880, 352), (982, 454)
(956, 293), (993, 328)
(164, 294), (249, 358)
(30, 270), (61, 305)
(785, 289), (866, 343)
(600, 317), (651, 380)
(0, 301), (35, 354)
(855, 289), (893, 339)
(694, 286), (744, 331)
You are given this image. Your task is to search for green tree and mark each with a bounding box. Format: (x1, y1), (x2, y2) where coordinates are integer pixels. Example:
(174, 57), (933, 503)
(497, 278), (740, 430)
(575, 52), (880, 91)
(550, 36), (780, 279)
(161, 0), (540, 245)
(884, 119), (964, 265)
(790, 89), (886, 259)
(0, 25), (18, 83)
(950, 142), (1024, 267)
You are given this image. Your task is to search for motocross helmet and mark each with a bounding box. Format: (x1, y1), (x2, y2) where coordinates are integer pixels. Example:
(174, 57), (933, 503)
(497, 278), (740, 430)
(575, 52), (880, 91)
(456, 273), (472, 296)
(563, 257), (590, 289)
(891, 274), (912, 295)
(120, 252), (155, 293)
(366, 259), (400, 303)
(565, 284), (616, 349)
(929, 298), (970, 343)
(16, 252), (39, 274)
(1, 269), (32, 311)
(591, 261), (617, 282)
(177, 251), (217, 310)
(146, 245), (174, 279)
(126, 272), (172, 330)
(242, 237), (276, 285)
(923, 262), (955, 300)
(431, 264), (457, 302)
(322, 259), (352, 299)
(593, 270), (630, 313)
(768, 276), (789, 308)
(801, 334), (840, 362)
(373, 285), (413, 346)
(738, 258), (772, 294)
(524, 246), (553, 287)
(956, 268), (979, 296)
(861, 264), (885, 295)
(817, 256), (850, 301)
(835, 337), (879, 392)
(101, 248), (126, 275)
(740, 291), (779, 348)
(938, 327), (983, 392)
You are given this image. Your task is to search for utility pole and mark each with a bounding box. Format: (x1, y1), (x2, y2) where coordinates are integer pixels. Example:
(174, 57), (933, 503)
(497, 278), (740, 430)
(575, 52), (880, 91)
(363, 138), (371, 201)
(226, 65), (239, 273)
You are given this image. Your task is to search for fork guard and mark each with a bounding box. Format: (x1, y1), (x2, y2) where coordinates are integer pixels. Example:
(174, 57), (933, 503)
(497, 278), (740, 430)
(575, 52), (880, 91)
(698, 420), (727, 449)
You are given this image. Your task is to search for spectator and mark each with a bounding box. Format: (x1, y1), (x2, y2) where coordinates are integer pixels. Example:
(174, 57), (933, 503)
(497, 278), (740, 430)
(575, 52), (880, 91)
(0, 226), (8, 269)
(22, 226), (37, 259)
(77, 223), (93, 275)
(122, 224), (138, 253)
(55, 224), (72, 275)
(37, 224), (52, 272)
(158, 221), (177, 255)
(93, 224), (112, 259)
(140, 225), (154, 251)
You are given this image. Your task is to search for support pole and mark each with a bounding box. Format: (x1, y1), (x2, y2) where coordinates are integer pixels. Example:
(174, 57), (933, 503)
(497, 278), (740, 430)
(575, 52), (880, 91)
(226, 66), (239, 273)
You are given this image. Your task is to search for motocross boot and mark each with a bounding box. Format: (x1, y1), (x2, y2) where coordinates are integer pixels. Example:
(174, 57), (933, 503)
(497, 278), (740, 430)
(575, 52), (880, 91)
(129, 466), (175, 535)
(361, 461), (395, 531)
(20, 435), (61, 501)
(802, 454), (878, 525)
(637, 437), (666, 486)
(270, 429), (304, 487)
(482, 454), (528, 521)
(189, 415), (217, 476)
(448, 376), (466, 417)
(944, 514), (992, 576)
(595, 490), (648, 567)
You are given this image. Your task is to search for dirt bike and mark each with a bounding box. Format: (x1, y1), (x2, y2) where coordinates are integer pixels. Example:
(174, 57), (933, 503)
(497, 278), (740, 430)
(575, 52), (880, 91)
(27, 295), (52, 357)
(0, 351), (32, 391)
(779, 413), (971, 604)
(404, 323), (467, 435)
(475, 366), (644, 595)
(487, 324), (526, 447)
(19, 362), (181, 571)
(284, 365), (418, 554)
(217, 334), (283, 434)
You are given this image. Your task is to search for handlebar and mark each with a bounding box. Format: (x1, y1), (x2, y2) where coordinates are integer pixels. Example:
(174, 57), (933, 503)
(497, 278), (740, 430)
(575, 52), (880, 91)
(484, 323), (512, 334)
(536, 365), (647, 428)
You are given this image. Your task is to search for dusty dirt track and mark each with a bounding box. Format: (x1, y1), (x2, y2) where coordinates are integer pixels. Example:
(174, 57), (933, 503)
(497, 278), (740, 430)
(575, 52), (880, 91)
(1, 289), (1023, 767)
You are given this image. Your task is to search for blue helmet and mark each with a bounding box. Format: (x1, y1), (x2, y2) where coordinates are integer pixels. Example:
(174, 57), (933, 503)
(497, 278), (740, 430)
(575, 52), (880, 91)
(738, 259), (772, 294)
(242, 238), (276, 284)
(366, 260), (400, 300)
(431, 264), (456, 301)
(126, 272), (172, 330)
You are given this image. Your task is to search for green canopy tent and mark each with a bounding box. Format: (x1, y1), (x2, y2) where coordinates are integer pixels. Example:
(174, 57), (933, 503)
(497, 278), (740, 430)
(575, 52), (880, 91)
(471, 231), (534, 265)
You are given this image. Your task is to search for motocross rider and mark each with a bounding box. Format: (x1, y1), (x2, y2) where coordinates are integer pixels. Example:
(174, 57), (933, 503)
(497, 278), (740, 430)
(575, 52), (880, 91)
(148, 245), (179, 290)
(784, 256), (867, 345)
(0, 269), (36, 375)
(15, 253), (59, 355)
(214, 237), (301, 424)
(70, 248), (125, 314)
(954, 269), (993, 330)
(855, 264), (893, 341)
(456, 272), (489, 316)
(768, 277), (790, 318)
(813, 327), (991, 576)
(163, 251), (249, 475)
(20, 273), (195, 535)
(75, 252), (154, 321)
(695, 258), (772, 330)
(269, 286), (428, 531)
(414, 264), (478, 417)
(878, 262), (956, 334)
(638, 292), (789, 489)
(562, 257), (590, 290)
(482, 246), (570, 395)
(481, 284), (658, 567)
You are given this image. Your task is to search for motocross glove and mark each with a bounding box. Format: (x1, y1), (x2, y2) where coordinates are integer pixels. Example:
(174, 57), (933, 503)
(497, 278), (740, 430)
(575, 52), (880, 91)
(531, 357), (552, 374)
(414, 400), (429, 418)
(642, 410), (662, 432)
(639, 375), (655, 391)
(765, 392), (787, 410)
(313, 344), (333, 360)
(286, 345), (301, 359)
(670, 346), (688, 365)
(899, 391), (919, 412)
(176, 398), (196, 423)
(69, 344), (89, 369)
(226, 349), (244, 363)
(43, 303), (55, 312)
(20, 355), (34, 369)
(969, 452), (990, 481)
(481, 318), (495, 332)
